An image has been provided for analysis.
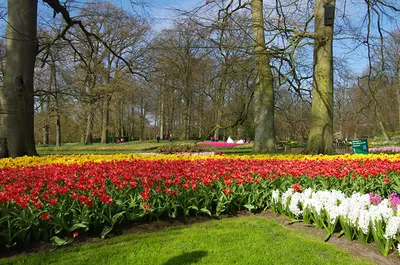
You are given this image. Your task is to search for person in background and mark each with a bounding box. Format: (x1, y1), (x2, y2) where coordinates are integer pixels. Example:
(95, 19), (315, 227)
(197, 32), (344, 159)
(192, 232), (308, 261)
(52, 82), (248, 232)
(156, 135), (160, 143)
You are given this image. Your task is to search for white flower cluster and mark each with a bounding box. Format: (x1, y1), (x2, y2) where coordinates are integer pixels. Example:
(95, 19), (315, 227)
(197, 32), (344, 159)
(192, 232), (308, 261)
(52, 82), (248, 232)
(271, 188), (400, 239)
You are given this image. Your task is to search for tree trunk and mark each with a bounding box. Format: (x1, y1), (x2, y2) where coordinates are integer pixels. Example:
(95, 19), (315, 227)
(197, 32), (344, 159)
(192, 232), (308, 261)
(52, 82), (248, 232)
(198, 90), (203, 139)
(101, 95), (111, 144)
(0, 0), (38, 158)
(43, 70), (52, 145)
(375, 102), (390, 141)
(51, 58), (62, 147)
(139, 97), (146, 140)
(129, 105), (135, 141)
(84, 103), (95, 144)
(84, 74), (97, 145)
(397, 85), (400, 130)
(159, 97), (164, 139)
(304, 0), (335, 154)
(55, 110), (61, 147)
(214, 69), (226, 141)
(43, 123), (50, 145)
(395, 48), (400, 130)
(237, 124), (245, 140)
(250, 0), (276, 153)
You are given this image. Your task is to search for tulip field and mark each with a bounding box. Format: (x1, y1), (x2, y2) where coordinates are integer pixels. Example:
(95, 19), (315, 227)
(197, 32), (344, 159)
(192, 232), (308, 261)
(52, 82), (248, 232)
(1, 153), (400, 256)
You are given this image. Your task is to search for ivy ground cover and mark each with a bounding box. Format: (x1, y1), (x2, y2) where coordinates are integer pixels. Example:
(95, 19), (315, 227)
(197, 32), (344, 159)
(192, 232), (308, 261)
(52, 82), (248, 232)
(0, 154), (400, 256)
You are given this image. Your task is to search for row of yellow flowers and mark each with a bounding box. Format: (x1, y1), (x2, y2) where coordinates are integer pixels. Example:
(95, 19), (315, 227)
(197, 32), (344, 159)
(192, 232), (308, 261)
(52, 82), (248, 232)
(1, 153), (400, 169)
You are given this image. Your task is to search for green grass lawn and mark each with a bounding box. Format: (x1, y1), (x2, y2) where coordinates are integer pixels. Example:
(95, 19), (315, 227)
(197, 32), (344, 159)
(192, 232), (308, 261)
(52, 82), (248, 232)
(0, 216), (374, 265)
(36, 140), (188, 155)
(36, 140), (257, 155)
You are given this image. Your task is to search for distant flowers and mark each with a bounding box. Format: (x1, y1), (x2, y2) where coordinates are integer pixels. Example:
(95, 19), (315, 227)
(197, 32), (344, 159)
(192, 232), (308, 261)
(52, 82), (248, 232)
(199, 142), (249, 148)
(369, 146), (400, 153)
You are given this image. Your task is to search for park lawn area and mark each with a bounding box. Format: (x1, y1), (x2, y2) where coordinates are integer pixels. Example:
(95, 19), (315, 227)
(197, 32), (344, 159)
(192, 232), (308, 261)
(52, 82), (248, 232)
(35, 141), (193, 155)
(36, 140), (255, 155)
(0, 216), (374, 265)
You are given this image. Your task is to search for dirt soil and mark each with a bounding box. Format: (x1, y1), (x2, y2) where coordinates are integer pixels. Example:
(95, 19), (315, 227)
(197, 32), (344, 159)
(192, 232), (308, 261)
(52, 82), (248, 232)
(1, 211), (399, 265)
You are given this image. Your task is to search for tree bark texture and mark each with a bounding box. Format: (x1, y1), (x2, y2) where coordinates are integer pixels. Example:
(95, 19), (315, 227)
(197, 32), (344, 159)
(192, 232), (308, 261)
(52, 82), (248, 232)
(304, 0), (335, 154)
(250, 0), (276, 153)
(0, 0), (38, 157)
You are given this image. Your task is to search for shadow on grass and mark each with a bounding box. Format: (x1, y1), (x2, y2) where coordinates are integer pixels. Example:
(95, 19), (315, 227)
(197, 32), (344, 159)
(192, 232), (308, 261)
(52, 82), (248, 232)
(162, 250), (208, 265)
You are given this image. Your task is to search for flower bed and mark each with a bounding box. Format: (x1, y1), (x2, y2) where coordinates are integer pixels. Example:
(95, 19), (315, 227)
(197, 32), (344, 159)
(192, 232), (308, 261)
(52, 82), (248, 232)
(198, 142), (250, 148)
(271, 188), (400, 256)
(0, 154), (400, 255)
(370, 146), (400, 154)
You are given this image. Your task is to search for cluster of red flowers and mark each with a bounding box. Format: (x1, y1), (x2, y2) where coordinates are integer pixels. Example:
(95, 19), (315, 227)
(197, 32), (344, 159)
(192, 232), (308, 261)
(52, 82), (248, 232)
(0, 158), (398, 210)
(291, 183), (302, 191)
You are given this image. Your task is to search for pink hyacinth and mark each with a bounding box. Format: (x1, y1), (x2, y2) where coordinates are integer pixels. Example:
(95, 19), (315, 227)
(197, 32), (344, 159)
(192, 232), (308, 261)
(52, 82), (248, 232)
(369, 192), (382, 206)
(388, 193), (400, 211)
(369, 146), (400, 153)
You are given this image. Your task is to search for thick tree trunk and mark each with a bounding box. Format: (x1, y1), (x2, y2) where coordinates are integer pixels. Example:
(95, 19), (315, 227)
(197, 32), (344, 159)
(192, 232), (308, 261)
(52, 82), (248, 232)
(250, 0), (276, 153)
(0, 0), (38, 158)
(304, 0), (335, 154)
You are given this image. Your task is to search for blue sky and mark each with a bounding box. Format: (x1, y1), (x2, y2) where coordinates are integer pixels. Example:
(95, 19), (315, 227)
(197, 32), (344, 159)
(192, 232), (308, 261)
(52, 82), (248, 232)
(2, 0), (397, 75)
(109, 0), (202, 29)
(105, 0), (398, 75)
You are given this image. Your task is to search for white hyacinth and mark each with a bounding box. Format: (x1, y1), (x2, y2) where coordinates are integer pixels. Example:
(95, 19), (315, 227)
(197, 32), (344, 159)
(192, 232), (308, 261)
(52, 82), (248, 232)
(281, 188), (294, 206)
(357, 210), (370, 235)
(271, 189), (280, 202)
(271, 188), (400, 244)
(289, 192), (303, 217)
(383, 216), (400, 239)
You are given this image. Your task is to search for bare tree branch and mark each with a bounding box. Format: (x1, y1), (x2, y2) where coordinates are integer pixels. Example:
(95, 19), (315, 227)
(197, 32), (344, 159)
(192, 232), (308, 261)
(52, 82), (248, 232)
(42, 0), (148, 81)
